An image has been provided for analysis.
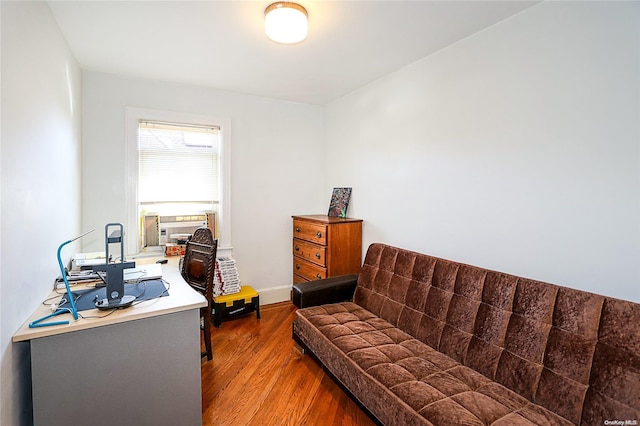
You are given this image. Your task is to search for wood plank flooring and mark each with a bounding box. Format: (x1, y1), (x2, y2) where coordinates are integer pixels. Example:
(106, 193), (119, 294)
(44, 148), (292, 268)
(201, 302), (376, 426)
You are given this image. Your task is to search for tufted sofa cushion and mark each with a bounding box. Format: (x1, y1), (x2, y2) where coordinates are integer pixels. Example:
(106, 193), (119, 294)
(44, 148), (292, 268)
(293, 243), (640, 425)
(295, 302), (575, 425)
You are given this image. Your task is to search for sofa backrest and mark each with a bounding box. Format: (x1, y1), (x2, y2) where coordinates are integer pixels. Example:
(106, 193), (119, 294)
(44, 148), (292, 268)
(353, 243), (639, 425)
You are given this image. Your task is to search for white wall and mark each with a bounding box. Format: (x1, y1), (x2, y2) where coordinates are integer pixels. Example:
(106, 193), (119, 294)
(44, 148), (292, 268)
(82, 72), (325, 303)
(0, 2), (83, 424)
(325, 1), (639, 302)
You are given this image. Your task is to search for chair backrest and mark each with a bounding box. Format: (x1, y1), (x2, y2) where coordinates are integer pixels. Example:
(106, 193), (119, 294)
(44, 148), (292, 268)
(181, 227), (218, 304)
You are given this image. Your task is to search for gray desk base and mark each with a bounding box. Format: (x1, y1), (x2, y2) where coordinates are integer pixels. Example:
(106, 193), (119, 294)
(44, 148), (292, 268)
(30, 309), (202, 426)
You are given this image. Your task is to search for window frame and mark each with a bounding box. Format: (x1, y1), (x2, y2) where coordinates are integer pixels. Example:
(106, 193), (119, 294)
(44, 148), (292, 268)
(125, 107), (231, 255)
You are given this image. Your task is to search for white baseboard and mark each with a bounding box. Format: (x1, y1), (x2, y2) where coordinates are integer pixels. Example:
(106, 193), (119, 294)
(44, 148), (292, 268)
(257, 285), (292, 306)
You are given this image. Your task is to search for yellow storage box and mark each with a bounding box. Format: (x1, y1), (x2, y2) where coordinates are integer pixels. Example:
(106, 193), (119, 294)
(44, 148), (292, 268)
(212, 286), (260, 327)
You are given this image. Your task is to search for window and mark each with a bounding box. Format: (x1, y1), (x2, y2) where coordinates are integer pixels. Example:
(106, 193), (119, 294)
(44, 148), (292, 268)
(125, 108), (230, 255)
(138, 120), (219, 211)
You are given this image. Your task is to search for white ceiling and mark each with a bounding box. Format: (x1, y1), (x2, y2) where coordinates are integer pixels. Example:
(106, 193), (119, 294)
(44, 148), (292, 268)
(48, 1), (540, 105)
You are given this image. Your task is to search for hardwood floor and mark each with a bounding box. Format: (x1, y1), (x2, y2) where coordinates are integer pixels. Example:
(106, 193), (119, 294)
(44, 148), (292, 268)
(201, 301), (376, 426)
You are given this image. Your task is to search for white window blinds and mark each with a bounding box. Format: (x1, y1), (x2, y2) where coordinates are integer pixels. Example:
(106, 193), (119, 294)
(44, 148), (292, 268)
(138, 120), (220, 204)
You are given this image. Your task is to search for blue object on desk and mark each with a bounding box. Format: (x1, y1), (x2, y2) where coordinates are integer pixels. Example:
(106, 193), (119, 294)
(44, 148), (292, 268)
(29, 230), (94, 328)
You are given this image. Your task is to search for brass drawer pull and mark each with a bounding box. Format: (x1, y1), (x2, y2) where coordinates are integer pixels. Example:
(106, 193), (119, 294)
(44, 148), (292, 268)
(295, 227), (300, 232)
(295, 264), (300, 270)
(315, 252), (321, 259)
(316, 231), (322, 238)
(316, 273), (322, 279)
(295, 245), (300, 251)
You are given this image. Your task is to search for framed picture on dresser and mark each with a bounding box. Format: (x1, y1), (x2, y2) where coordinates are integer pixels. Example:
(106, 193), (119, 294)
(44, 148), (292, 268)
(327, 187), (351, 218)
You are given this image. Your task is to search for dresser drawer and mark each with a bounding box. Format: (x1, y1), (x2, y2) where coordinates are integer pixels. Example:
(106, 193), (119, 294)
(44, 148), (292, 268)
(293, 220), (327, 245)
(293, 238), (326, 267)
(293, 258), (327, 281)
(293, 274), (308, 284)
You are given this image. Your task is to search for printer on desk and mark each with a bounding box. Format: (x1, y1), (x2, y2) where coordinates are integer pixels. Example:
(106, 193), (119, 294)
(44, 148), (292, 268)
(57, 264), (162, 289)
(72, 252), (107, 269)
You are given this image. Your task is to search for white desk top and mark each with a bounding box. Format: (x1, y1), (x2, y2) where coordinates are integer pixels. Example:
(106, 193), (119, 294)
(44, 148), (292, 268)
(12, 256), (206, 342)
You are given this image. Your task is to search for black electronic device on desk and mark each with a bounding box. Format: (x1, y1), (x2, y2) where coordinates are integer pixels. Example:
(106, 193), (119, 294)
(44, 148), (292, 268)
(93, 223), (136, 310)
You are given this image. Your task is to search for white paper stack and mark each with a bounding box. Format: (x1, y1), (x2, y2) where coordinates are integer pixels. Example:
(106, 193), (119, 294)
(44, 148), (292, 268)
(213, 257), (241, 296)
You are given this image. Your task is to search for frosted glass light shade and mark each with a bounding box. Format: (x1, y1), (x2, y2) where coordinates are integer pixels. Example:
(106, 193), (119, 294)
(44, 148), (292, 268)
(265, 2), (308, 44)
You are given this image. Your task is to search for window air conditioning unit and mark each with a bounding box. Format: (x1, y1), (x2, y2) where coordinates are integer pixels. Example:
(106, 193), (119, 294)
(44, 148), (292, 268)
(143, 212), (216, 248)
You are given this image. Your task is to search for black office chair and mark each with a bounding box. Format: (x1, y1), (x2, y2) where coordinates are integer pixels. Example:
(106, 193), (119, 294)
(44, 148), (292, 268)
(180, 227), (217, 361)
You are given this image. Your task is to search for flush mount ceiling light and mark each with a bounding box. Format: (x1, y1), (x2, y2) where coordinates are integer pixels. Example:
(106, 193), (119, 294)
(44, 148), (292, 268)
(264, 2), (308, 44)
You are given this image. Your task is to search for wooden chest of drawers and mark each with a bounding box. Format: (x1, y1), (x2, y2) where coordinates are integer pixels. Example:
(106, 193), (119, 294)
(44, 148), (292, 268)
(292, 215), (363, 284)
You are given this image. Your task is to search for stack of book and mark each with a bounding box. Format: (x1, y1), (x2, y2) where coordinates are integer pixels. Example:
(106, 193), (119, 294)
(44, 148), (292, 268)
(213, 257), (241, 296)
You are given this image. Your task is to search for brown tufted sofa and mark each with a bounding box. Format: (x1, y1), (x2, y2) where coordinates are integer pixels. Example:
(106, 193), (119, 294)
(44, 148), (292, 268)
(292, 243), (640, 425)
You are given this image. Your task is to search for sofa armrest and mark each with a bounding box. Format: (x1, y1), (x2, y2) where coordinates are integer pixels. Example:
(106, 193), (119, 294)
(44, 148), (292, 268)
(292, 274), (359, 308)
